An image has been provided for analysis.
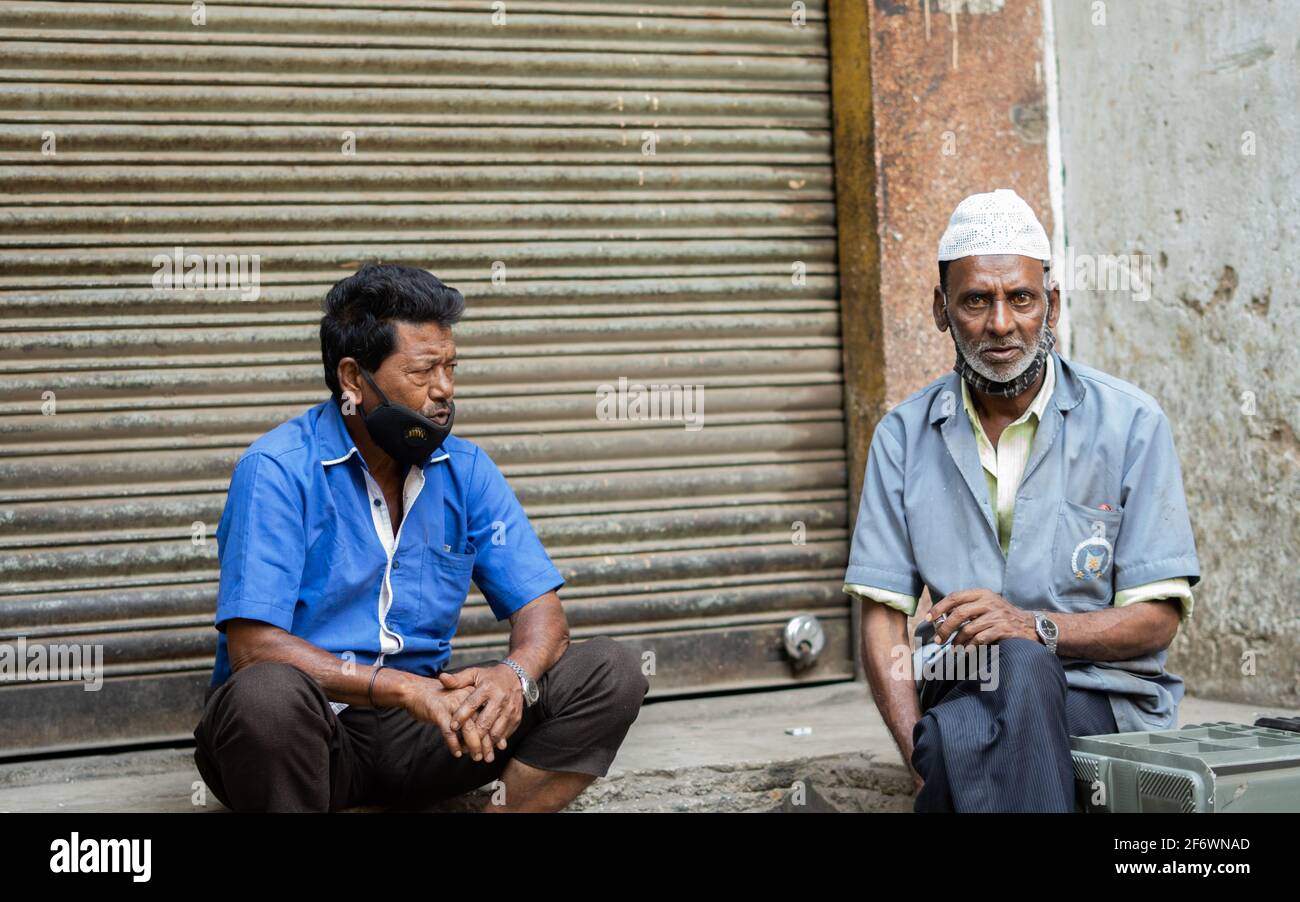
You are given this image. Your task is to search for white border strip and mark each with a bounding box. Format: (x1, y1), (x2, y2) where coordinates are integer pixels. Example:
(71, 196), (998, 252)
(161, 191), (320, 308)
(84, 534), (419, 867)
(1041, 0), (1069, 357)
(321, 447), (358, 466)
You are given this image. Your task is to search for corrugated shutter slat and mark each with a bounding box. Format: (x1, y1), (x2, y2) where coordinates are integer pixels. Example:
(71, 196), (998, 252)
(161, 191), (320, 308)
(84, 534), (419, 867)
(0, 0), (849, 756)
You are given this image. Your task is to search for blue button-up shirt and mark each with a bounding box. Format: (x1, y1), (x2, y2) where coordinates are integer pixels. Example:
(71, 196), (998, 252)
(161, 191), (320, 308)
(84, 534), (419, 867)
(208, 399), (564, 690)
(844, 352), (1201, 732)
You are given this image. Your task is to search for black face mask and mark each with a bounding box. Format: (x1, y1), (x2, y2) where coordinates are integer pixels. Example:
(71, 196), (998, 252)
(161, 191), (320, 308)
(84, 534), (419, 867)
(355, 367), (454, 468)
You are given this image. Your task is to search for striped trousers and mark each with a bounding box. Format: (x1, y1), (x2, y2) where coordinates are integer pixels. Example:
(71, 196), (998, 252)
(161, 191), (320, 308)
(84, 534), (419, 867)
(910, 637), (1118, 813)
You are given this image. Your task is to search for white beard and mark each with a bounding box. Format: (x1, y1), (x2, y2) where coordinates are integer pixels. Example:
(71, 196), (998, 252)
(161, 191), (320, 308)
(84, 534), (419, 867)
(950, 316), (1048, 384)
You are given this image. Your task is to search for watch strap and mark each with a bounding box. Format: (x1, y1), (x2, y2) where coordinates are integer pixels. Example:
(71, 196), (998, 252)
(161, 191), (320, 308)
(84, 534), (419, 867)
(1034, 611), (1059, 653)
(501, 657), (537, 705)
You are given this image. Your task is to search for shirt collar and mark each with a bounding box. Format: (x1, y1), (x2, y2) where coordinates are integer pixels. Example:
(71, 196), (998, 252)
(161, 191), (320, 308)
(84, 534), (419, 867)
(1048, 351), (1084, 412)
(316, 400), (358, 466)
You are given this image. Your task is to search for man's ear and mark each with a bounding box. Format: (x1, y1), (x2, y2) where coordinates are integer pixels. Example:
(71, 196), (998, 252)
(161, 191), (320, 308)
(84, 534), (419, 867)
(1047, 281), (1061, 331)
(933, 285), (950, 332)
(337, 357), (363, 415)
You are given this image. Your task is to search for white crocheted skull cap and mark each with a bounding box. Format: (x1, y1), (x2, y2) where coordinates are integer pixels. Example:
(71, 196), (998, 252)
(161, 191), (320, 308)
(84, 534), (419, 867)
(937, 188), (1051, 263)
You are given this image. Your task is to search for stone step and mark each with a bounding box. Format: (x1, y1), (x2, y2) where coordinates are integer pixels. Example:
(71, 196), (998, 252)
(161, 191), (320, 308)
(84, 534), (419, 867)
(0, 682), (1292, 813)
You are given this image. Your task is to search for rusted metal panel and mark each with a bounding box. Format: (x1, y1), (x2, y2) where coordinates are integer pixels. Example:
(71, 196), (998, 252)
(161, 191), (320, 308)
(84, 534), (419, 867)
(0, 672), (212, 758)
(0, 0), (852, 755)
(450, 614), (855, 693)
(0, 2), (828, 56)
(0, 614), (852, 759)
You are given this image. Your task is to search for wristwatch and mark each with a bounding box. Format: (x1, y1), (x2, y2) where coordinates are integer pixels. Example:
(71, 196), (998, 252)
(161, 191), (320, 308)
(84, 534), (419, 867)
(1033, 611), (1059, 654)
(501, 657), (539, 707)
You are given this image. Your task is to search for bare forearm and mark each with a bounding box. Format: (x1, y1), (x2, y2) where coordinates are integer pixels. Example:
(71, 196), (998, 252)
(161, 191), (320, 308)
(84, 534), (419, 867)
(501, 590), (570, 680)
(861, 602), (922, 768)
(226, 619), (421, 708)
(1050, 600), (1180, 661)
(932, 589), (1182, 661)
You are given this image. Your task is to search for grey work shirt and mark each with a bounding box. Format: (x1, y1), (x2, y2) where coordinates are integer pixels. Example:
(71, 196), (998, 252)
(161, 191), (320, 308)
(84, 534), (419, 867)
(844, 352), (1201, 732)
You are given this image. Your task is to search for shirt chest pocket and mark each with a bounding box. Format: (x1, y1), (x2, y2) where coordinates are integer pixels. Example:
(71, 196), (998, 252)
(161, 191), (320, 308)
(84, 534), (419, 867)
(421, 543), (477, 638)
(1050, 499), (1123, 607)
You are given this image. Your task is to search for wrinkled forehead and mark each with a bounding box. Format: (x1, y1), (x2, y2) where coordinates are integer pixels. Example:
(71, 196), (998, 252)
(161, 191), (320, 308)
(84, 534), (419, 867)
(947, 254), (1048, 291)
(391, 320), (456, 362)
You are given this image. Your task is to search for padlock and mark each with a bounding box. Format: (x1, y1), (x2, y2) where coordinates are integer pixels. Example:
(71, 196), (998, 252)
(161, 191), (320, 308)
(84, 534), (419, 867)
(783, 614), (825, 669)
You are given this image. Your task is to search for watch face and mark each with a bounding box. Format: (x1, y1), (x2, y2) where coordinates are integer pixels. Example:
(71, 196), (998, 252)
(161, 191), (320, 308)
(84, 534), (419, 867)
(524, 679), (540, 705)
(1039, 616), (1059, 639)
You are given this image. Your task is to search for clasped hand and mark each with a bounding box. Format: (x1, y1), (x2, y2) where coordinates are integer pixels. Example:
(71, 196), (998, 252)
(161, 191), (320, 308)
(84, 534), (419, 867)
(404, 663), (524, 763)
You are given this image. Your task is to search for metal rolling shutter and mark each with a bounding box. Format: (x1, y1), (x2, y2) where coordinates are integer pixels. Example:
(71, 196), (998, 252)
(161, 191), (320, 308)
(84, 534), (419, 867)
(0, 0), (851, 756)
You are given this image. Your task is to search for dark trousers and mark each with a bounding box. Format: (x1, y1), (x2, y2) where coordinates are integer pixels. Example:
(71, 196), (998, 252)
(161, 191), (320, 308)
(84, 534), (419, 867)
(910, 638), (1118, 813)
(193, 636), (648, 812)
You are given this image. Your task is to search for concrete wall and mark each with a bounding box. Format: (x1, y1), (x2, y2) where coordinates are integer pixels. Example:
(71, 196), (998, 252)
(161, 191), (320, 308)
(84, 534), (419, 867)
(833, 0), (1054, 509)
(869, 0), (1054, 410)
(1052, 0), (1299, 707)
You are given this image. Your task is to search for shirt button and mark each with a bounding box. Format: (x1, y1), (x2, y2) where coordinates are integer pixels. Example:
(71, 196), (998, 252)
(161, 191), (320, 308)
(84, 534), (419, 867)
(373, 499), (382, 507)
(392, 560), (401, 570)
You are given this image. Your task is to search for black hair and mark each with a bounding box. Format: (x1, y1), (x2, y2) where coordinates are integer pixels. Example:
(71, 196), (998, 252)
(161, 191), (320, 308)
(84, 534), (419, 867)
(939, 259), (1051, 296)
(320, 263), (465, 400)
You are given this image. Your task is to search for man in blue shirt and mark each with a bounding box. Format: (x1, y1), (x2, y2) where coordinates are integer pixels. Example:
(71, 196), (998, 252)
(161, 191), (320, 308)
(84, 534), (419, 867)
(844, 191), (1200, 812)
(193, 264), (648, 812)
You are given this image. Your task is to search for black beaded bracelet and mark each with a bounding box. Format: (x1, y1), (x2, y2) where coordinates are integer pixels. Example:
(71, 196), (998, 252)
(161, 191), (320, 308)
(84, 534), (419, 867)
(368, 664), (386, 708)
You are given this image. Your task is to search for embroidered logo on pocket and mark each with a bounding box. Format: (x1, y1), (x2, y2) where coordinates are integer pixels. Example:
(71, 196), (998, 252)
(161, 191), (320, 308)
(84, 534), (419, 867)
(1052, 505), (1121, 603)
(1071, 534), (1113, 580)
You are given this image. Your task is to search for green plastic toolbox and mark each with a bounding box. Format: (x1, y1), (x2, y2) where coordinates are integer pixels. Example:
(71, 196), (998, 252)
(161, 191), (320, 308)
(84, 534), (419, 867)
(1070, 721), (1300, 813)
